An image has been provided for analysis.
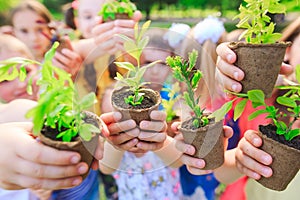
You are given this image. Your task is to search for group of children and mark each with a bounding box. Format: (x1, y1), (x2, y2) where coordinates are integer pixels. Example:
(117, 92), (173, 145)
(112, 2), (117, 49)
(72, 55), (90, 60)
(0, 0), (300, 200)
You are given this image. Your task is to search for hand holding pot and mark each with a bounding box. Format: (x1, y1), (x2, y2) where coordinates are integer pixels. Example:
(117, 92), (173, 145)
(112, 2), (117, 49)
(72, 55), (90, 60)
(100, 110), (167, 152)
(235, 130), (273, 180)
(100, 111), (140, 151)
(215, 42), (294, 94)
(172, 122), (233, 175)
(0, 122), (89, 190)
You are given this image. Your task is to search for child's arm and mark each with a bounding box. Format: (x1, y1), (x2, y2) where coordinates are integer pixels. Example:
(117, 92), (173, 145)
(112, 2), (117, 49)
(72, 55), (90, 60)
(99, 141), (124, 174)
(154, 135), (183, 168)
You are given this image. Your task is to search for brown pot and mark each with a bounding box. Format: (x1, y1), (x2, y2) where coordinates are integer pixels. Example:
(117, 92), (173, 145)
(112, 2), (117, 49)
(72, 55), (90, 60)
(111, 87), (161, 124)
(256, 125), (300, 191)
(104, 13), (130, 22)
(229, 42), (291, 97)
(179, 118), (225, 170)
(39, 111), (102, 179)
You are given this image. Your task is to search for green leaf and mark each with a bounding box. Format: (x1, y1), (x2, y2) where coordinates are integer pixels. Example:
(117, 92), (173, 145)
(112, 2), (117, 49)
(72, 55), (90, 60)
(79, 92), (97, 110)
(295, 65), (300, 83)
(286, 129), (300, 141)
(234, 99), (248, 121)
(188, 50), (198, 71)
(79, 123), (100, 141)
(115, 62), (136, 72)
(248, 90), (265, 107)
(183, 92), (194, 110)
(191, 70), (202, 89)
(276, 96), (297, 108)
(248, 109), (268, 120)
(209, 101), (233, 122)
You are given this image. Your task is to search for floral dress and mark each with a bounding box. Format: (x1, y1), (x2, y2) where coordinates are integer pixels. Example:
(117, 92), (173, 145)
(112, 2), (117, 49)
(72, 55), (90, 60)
(113, 151), (183, 200)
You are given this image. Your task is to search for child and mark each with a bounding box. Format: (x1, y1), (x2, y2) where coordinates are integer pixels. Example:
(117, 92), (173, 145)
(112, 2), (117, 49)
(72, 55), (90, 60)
(99, 28), (184, 200)
(8, 0), (82, 77)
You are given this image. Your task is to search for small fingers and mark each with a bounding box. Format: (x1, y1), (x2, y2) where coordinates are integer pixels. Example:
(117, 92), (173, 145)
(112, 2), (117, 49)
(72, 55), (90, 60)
(138, 131), (166, 143)
(107, 119), (137, 135)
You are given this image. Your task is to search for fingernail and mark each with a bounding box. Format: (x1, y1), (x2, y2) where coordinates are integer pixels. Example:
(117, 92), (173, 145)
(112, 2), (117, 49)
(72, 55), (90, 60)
(71, 156), (80, 164)
(78, 165), (88, 174)
(113, 112), (122, 121)
(185, 146), (193, 154)
(262, 168), (272, 177)
(253, 138), (260, 146)
(196, 160), (205, 168)
(72, 178), (82, 186)
(227, 54), (233, 62)
(231, 84), (238, 92)
(262, 155), (272, 165)
(233, 71), (239, 80)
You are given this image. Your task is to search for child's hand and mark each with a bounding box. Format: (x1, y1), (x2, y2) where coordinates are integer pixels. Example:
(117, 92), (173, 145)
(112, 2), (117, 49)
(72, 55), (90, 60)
(136, 110), (167, 151)
(100, 112), (139, 151)
(52, 43), (82, 79)
(215, 42), (293, 93)
(0, 122), (87, 190)
(173, 124), (233, 175)
(235, 130), (273, 180)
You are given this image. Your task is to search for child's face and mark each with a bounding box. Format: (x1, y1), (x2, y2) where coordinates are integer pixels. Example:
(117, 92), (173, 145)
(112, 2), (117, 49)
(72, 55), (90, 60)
(78, 0), (105, 39)
(12, 9), (51, 61)
(142, 49), (172, 91)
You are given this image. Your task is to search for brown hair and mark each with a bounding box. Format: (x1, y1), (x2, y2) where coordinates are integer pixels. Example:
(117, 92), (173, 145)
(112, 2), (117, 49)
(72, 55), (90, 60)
(9, 0), (53, 26)
(280, 17), (300, 43)
(145, 28), (174, 53)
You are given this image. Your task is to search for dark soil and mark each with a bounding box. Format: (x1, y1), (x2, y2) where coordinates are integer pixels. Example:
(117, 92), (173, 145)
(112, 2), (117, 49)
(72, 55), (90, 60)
(41, 112), (99, 142)
(181, 117), (212, 130)
(112, 90), (156, 109)
(259, 124), (300, 150)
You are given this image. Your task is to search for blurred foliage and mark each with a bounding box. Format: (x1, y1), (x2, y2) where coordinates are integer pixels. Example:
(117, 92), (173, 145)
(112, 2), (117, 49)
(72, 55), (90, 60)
(0, 0), (299, 26)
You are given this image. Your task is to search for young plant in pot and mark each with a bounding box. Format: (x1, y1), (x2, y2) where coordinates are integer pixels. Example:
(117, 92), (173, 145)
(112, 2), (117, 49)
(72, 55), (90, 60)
(99, 0), (137, 21)
(231, 0), (291, 97)
(0, 42), (102, 179)
(166, 49), (225, 170)
(211, 66), (300, 191)
(161, 82), (181, 137)
(111, 20), (161, 124)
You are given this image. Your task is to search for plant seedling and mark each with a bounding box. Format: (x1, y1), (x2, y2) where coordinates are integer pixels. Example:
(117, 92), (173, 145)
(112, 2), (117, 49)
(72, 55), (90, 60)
(210, 65), (300, 141)
(166, 49), (208, 128)
(0, 42), (100, 142)
(99, 0), (137, 21)
(234, 0), (286, 44)
(113, 20), (161, 106)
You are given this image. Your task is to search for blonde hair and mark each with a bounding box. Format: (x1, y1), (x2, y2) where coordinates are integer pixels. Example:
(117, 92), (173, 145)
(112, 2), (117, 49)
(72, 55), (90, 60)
(0, 34), (33, 60)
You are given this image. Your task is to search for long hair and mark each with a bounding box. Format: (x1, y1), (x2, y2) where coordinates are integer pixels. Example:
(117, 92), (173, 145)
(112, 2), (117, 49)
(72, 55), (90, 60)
(9, 0), (53, 25)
